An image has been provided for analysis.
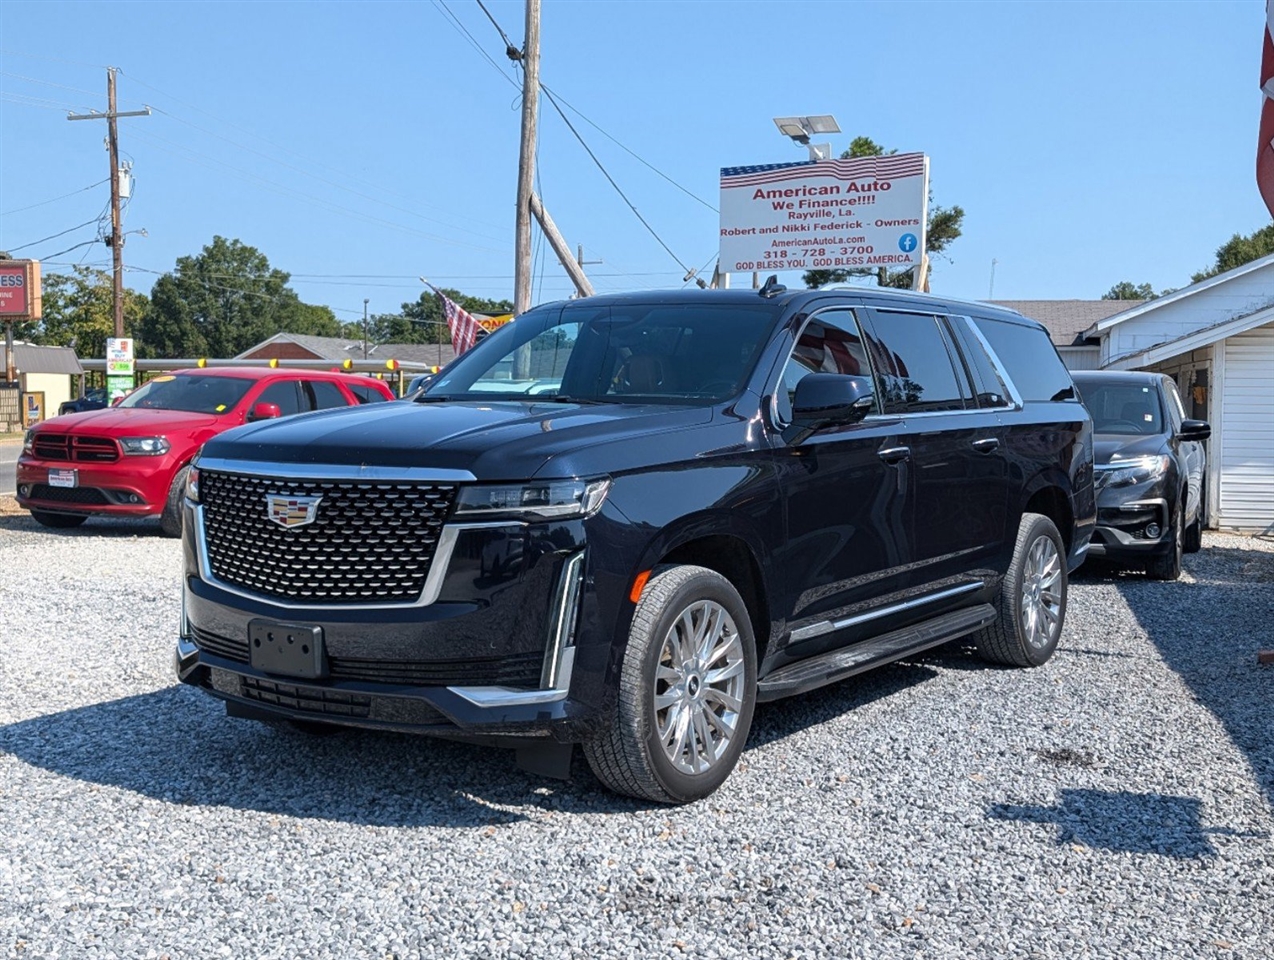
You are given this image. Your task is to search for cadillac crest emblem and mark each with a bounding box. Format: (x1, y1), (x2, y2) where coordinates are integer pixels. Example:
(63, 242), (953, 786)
(265, 493), (323, 529)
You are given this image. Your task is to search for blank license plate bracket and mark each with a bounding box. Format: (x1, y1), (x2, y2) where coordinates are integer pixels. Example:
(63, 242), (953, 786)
(248, 620), (327, 679)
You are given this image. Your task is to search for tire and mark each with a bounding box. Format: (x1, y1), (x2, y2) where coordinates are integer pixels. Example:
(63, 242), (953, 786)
(583, 565), (757, 804)
(975, 512), (1067, 667)
(1146, 502), (1183, 581)
(159, 466), (189, 538)
(30, 510), (88, 529)
(1182, 493), (1203, 554)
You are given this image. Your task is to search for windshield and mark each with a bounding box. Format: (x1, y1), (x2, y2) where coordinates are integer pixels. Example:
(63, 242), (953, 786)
(1074, 380), (1164, 435)
(423, 300), (779, 404)
(118, 375), (255, 414)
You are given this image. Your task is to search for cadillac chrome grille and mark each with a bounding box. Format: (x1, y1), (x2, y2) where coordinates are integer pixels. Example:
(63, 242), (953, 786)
(199, 470), (456, 604)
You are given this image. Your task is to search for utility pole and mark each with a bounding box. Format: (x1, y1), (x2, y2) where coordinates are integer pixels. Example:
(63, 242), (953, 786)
(363, 298), (370, 359)
(68, 68), (149, 339)
(513, 0), (540, 317)
(988, 258), (998, 299)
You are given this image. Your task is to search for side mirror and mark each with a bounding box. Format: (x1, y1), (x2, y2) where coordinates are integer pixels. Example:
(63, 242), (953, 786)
(248, 402), (283, 422)
(784, 374), (875, 445)
(1178, 419), (1211, 442)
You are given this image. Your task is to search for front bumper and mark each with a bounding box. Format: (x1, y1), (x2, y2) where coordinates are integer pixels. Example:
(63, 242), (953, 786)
(1086, 496), (1174, 559)
(177, 496), (616, 743)
(16, 453), (177, 517)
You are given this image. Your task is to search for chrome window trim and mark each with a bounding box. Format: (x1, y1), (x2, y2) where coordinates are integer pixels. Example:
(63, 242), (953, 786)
(194, 507), (520, 610)
(951, 315), (1025, 410)
(789, 581), (983, 644)
(194, 457), (477, 483)
(769, 304), (872, 428)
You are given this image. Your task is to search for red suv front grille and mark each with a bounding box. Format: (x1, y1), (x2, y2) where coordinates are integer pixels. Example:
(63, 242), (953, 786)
(32, 434), (120, 463)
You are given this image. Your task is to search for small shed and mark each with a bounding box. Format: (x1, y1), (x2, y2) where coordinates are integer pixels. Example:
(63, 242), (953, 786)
(11, 343), (83, 425)
(1084, 254), (1274, 534)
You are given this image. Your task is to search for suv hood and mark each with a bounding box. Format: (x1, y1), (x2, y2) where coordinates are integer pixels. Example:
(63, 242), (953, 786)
(1093, 433), (1167, 464)
(38, 407), (229, 436)
(198, 399), (716, 480)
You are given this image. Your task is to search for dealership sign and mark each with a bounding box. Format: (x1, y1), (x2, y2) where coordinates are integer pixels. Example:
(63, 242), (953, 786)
(719, 152), (929, 275)
(0, 259), (42, 319)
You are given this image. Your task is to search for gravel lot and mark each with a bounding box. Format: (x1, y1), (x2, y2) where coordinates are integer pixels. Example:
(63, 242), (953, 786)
(1, 502), (1272, 959)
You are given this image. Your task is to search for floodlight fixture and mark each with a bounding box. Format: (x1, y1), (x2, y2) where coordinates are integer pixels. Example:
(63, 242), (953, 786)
(773, 114), (841, 161)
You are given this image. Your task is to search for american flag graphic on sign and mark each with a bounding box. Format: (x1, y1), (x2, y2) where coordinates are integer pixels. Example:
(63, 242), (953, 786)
(428, 284), (482, 356)
(1260, 2), (1274, 217)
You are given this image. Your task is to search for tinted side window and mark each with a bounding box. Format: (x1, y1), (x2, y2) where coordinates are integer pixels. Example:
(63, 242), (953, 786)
(348, 382), (388, 404)
(305, 380), (350, 410)
(974, 317), (1076, 402)
(866, 310), (969, 414)
(948, 317), (1012, 408)
(775, 308), (871, 423)
(256, 381), (302, 417)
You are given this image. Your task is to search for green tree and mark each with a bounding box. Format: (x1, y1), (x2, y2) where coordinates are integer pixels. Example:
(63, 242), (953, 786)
(20, 266), (148, 359)
(802, 137), (965, 289)
(137, 236), (340, 358)
(1102, 281), (1157, 301)
(1191, 223), (1274, 283)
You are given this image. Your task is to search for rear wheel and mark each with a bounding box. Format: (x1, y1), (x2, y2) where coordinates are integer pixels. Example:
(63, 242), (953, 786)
(975, 512), (1067, 667)
(159, 466), (189, 538)
(30, 510), (88, 529)
(584, 565), (757, 804)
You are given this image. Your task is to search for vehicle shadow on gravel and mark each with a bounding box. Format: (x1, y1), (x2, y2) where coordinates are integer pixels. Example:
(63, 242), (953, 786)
(1, 667), (945, 821)
(989, 789), (1228, 859)
(1110, 545), (1274, 816)
(0, 513), (162, 538)
(0, 686), (649, 822)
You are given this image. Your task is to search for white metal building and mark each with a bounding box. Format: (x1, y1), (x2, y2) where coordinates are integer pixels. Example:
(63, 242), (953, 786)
(1085, 254), (1274, 534)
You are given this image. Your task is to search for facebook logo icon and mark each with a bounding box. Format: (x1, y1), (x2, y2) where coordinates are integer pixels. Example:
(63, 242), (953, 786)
(898, 233), (918, 253)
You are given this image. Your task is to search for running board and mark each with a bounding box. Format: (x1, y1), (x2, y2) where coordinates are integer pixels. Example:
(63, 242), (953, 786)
(756, 603), (997, 702)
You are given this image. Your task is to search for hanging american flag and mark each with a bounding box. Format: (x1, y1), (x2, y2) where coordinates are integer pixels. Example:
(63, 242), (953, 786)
(1259, 2), (1274, 216)
(425, 282), (482, 356)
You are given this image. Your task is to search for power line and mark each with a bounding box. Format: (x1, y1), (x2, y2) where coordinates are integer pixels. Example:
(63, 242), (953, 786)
(0, 49), (108, 69)
(538, 84), (693, 274)
(432, 0), (519, 88)
(39, 238), (103, 261)
(540, 83), (717, 214)
(1, 180), (108, 216)
(7, 218), (101, 253)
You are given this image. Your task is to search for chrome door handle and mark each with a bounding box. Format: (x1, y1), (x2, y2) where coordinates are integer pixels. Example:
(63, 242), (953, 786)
(878, 445), (911, 464)
(971, 437), (1000, 453)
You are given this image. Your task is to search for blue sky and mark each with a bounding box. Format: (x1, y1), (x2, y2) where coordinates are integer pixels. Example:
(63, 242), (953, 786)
(0, 0), (1265, 324)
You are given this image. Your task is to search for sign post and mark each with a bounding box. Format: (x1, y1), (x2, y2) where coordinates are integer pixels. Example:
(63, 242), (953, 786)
(106, 337), (135, 403)
(719, 153), (929, 283)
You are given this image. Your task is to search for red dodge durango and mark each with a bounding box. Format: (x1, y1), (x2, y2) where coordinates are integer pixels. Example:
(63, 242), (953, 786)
(17, 367), (395, 534)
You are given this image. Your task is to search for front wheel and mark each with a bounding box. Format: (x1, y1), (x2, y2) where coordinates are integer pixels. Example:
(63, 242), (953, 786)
(583, 565), (757, 804)
(1146, 504), (1183, 581)
(159, 466), (189, 538)
(975, 512), (1067, 667)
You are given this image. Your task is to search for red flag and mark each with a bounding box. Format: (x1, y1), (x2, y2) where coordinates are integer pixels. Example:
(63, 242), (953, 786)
(428, 284), (482, 356)
(1259, 2), (1274, 216)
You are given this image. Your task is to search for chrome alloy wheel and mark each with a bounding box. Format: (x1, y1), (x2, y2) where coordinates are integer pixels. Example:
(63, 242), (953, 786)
(1019, 535), (1063, 650)
(653, 600), (747, 775)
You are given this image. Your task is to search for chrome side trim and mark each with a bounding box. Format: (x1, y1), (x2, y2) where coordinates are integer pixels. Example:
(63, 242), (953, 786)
(194, 506), (520, 610)
(194, 457), (477, 483)
(449, 648), (576, 707)
(541, 550), (586, 689)
(789, 582), (983, 646)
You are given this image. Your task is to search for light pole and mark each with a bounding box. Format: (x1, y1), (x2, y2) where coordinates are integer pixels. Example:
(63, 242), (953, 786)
(362, 298), (369, 359)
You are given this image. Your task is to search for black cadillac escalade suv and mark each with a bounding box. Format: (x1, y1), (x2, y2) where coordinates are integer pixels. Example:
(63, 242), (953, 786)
(176, 284), (1095, 803)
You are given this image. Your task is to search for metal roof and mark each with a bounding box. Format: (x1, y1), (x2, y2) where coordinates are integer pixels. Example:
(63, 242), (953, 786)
(11, 343), (84, 375)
